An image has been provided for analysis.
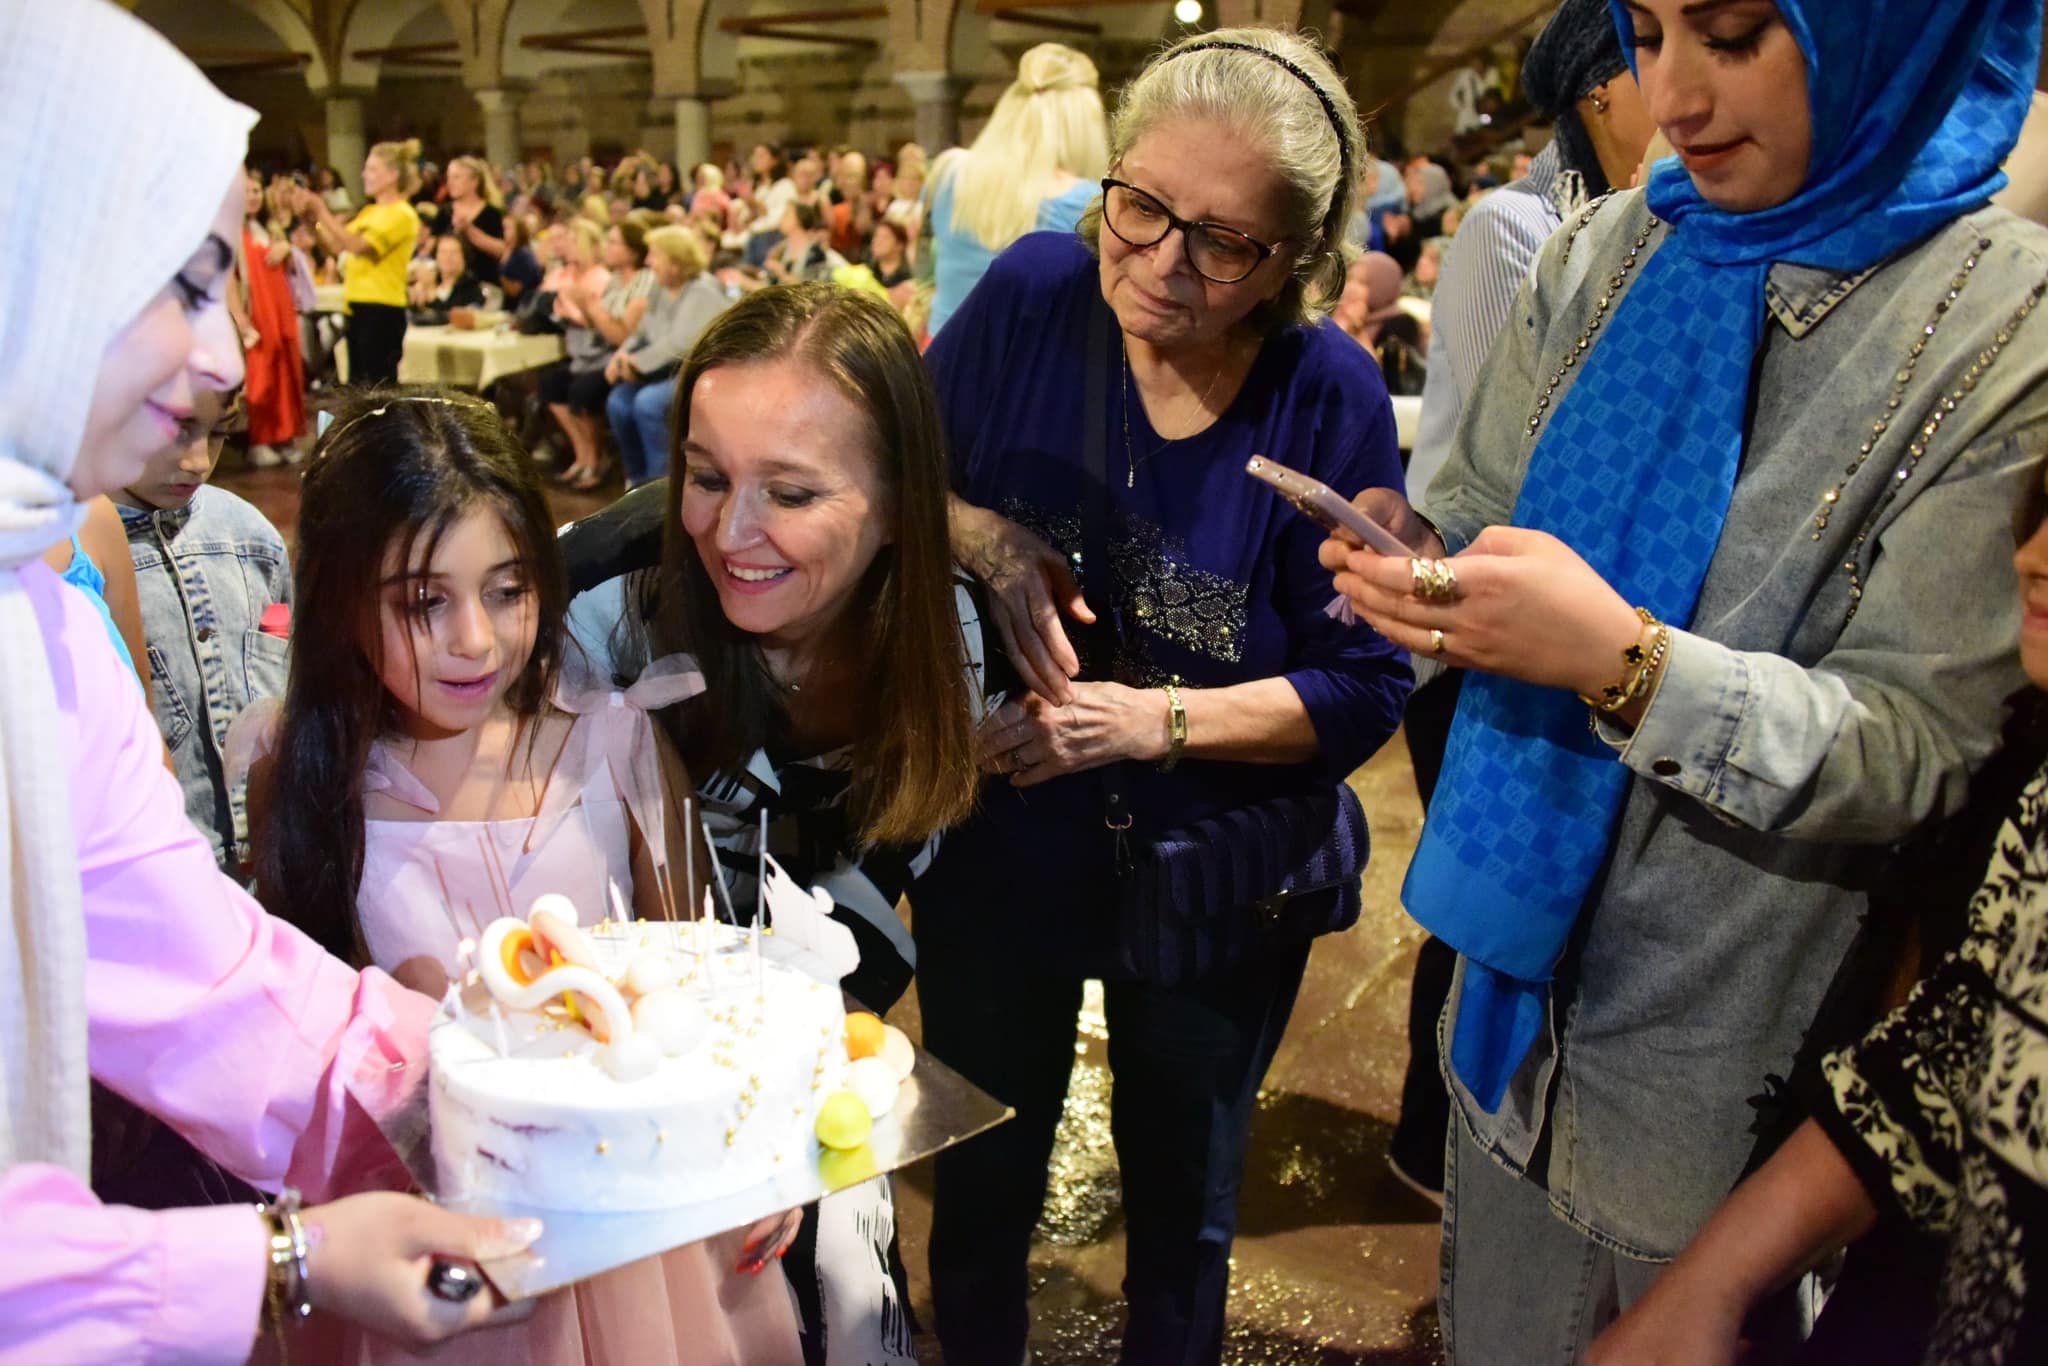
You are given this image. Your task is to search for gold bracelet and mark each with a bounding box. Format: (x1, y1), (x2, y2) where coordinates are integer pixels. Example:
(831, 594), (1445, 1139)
(1159, 676), (1188, 772)
(1578, 607), (1665, 713)
(257, 1188), (312, 1333)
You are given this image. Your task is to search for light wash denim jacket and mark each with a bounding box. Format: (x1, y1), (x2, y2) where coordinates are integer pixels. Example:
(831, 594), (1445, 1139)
(1423, 192), (2048, 1260)
(121, 486), (292, 873)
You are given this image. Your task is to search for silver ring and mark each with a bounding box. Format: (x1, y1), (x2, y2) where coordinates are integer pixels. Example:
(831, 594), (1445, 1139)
(427, 1259), (485, 1303)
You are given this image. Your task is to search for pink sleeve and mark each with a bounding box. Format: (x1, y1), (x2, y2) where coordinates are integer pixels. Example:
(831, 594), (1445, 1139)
(0, 1164), (265, 1365)
(2, 565), (436, 1359)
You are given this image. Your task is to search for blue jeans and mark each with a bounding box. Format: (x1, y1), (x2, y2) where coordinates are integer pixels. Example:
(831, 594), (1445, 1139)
(605, 373), (678, 488)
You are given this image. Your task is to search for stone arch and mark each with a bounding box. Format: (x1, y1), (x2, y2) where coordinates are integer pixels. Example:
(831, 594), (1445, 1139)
(1337, 0), (1551, 156)
(134, 0), (335, 90)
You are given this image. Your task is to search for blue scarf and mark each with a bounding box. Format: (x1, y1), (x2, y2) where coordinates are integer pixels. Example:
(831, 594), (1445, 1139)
(1405, 0), (2041, 1113)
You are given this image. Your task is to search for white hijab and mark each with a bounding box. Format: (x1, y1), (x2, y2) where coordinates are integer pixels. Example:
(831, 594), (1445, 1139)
(0, 0), (253, 1178)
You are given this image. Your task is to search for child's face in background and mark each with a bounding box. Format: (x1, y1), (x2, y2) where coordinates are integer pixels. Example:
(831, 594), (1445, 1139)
(2016, 467), (2048, 691)
(435, 235), (466, 281)
(374, 507), (539, 740)
(116, 386), (235, 512)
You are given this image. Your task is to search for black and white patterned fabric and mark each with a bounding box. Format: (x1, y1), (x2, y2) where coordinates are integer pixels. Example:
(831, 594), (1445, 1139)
(1818, 760), (2048, 1364)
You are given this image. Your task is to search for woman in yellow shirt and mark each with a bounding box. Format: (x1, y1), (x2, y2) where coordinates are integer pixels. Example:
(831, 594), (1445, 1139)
(294, 138), (423, 384)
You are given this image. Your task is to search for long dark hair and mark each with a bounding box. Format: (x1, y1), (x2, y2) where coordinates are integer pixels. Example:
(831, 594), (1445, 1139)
(649, 283), (978, 845)
(252, 387), (569, 963)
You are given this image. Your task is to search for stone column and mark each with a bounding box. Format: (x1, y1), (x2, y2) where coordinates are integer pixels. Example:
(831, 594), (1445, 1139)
(674, 96), (712, 172)
(893, 71), (963, 153)
(476, 88), (521, 170)
(325, 95), (365, 191)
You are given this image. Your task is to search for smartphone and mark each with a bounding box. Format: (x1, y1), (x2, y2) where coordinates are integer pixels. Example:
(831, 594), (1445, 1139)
(1245, 455), (1410, 556)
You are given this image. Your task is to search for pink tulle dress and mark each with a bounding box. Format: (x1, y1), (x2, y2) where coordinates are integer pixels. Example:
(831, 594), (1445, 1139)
(343, 668), (802, 1366)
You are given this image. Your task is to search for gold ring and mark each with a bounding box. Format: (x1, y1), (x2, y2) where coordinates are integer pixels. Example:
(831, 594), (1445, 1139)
(1430, 628), (1447, 655)
(1425, 557), (1458, 602)
(1412, 557), (1457, 603)
(1010, 747), (1026, 771)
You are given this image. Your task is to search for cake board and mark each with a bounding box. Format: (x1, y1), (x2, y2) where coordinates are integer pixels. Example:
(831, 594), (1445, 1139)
(374, 1032), (1012, 1300)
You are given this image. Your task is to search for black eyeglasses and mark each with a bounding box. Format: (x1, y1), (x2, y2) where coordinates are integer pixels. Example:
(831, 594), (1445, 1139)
(1099, 178), (1284, 285)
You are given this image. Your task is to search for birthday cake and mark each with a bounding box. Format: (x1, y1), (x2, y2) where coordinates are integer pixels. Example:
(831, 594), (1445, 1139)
(428, 894), (891, 1213)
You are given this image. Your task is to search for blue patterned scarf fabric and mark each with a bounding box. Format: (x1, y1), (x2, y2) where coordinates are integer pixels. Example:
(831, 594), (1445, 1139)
(1404, 0), (2042, 1113)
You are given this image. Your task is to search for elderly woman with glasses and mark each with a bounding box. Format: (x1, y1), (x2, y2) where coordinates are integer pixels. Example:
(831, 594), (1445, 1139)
(917, 28), (1412, 1363)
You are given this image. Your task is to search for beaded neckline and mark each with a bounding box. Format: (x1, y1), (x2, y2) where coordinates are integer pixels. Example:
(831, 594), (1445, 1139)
(1827, 250), (2047, 621)
(1524, 207), (1663, 440)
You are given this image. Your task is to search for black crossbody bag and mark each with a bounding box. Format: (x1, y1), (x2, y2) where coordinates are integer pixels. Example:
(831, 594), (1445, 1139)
(1077, 300), (1369, 988)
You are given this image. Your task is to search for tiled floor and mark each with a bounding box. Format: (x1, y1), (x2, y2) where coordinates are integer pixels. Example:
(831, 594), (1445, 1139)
(216, 451), (1446, 1366)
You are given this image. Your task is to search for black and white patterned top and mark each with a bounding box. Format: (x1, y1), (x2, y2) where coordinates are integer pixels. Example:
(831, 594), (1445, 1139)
(1818, 760), (2048, 1365)
(566, 562), (1003, 1013)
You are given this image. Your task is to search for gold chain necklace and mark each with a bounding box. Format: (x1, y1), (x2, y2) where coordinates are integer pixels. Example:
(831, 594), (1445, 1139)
(1120, 341), (1230, 489)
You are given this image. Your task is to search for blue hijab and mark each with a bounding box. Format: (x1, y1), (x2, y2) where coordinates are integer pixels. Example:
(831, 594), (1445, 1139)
(1405, 0), (2041, 1113)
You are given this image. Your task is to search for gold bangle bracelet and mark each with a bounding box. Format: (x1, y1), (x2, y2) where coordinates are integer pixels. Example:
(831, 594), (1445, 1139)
(1160, 676), (1188, 772)
(1577, 607), (1664, 712)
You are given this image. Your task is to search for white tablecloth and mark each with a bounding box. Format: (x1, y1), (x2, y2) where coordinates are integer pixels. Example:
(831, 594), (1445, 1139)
(398, 326), (565, 390)
(1391, 394), (1422, 452)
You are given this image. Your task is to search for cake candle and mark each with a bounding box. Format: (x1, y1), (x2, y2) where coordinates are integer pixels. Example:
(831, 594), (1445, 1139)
(754, 810), (767, 989)
(702, 888), (718, 992)
(755, 809), (767, 930)
(683, 797), (695, 928)
(454, 938), (479, 1020)
(700, 810), (739, 927)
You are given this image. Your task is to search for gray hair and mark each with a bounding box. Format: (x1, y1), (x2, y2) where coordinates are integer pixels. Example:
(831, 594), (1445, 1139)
(1079, 27), (1363, 331)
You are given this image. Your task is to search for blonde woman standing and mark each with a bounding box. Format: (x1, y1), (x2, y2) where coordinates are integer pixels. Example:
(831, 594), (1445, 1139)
(434, 154), (509, 288)
(293, 139), (423, 384)
(924, 42), (1107, 336)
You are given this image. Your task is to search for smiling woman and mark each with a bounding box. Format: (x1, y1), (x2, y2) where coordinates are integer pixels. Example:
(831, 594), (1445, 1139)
(561, 283), (990, 1364)
(1621, 0), (1812, 210)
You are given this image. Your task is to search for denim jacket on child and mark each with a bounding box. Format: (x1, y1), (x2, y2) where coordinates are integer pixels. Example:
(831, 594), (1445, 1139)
(121, 485), (292, 873)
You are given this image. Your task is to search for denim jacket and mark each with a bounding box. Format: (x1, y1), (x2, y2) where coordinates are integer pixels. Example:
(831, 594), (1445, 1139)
(1423, 193), (2048, 1259)
(121, 486), (293, 873)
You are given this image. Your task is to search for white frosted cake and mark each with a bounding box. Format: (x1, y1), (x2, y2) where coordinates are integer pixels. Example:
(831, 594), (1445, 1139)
(429, 907), (851, 1212)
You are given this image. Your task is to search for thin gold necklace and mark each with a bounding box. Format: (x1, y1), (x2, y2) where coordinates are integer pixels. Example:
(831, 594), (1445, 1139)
(1121, 341), (1230, 489)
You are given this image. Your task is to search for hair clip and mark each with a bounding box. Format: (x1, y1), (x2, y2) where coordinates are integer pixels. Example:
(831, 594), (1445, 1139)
(317, 394), (477, 451)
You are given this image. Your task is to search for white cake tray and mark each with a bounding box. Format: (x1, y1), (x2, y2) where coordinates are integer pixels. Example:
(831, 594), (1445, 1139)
(373, 1022), (1012, 1300)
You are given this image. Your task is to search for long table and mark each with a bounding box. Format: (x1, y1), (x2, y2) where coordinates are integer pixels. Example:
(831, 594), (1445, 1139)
(398, 324), (565, 390)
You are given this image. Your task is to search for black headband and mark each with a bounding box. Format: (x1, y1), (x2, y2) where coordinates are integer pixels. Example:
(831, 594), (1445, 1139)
(1164, 39), (1354, 241)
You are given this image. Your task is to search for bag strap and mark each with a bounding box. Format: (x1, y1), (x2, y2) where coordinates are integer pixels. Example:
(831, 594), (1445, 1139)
(1079, 299), (1133, 859)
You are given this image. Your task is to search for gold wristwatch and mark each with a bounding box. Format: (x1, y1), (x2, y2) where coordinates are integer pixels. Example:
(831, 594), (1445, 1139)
(1160, 676), (1188, 772)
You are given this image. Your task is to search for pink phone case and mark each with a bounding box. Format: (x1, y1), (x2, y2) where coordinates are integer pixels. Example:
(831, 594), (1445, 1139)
(1244, 456), (1410, 556)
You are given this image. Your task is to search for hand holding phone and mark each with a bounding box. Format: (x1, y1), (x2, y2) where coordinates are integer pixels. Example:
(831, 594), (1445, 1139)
(1244, 456), (1412, 557)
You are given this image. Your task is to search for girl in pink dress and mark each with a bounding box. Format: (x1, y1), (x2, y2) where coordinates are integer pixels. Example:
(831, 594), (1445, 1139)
(247, 390), (804, 1366)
